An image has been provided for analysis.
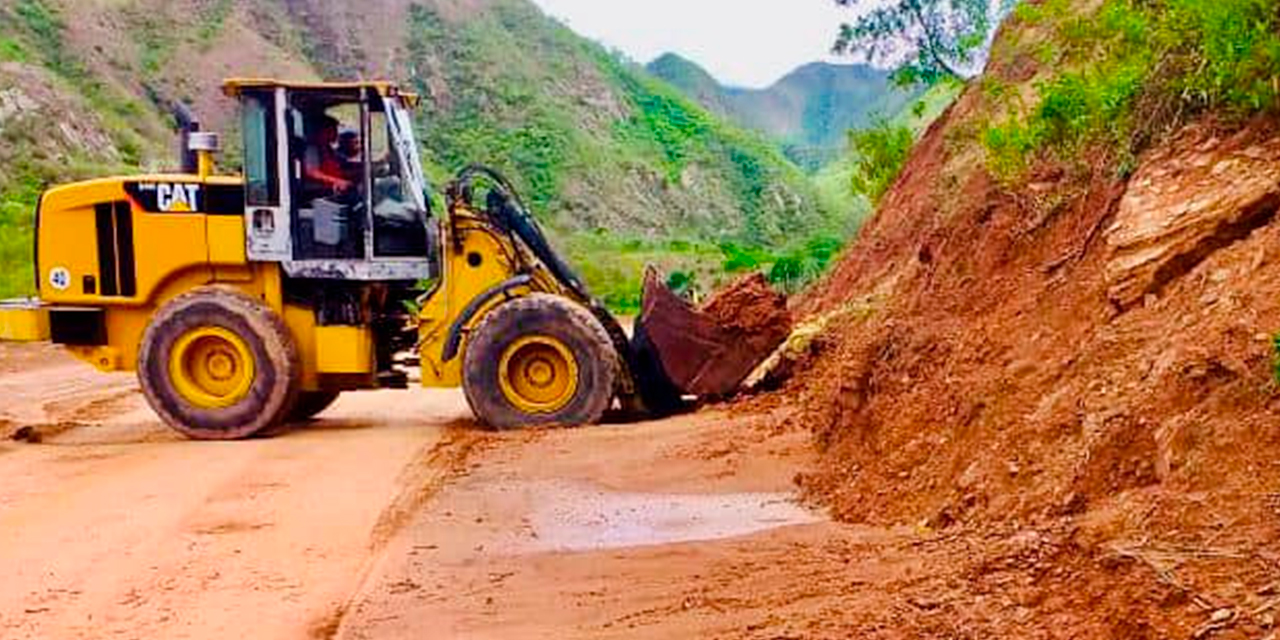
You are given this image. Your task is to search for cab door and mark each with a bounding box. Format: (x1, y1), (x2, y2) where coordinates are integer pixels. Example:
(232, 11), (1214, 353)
(369, 95), (432, 259)
(239, 88), (291, 261)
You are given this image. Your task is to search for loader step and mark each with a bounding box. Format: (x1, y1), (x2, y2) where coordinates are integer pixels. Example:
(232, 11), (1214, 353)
(0, 299), (50, 342)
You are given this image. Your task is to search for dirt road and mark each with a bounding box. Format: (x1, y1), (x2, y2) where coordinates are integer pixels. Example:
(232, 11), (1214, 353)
(7, 343), (1180, 639)
(0, 344), (839, 640)
(0, 344), (481, 639)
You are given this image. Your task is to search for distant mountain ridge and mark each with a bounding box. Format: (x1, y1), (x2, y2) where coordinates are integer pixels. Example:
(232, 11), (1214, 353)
(0, 0), (847, 307)
(648, 53), (922, 168)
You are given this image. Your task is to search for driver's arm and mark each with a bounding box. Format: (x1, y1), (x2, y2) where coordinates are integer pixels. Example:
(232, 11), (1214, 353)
(304, 146), (353, 192)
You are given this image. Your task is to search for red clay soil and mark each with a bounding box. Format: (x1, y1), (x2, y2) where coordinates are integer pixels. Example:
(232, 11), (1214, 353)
(769, 36), (1280, 638)
(700, 272), (792, 356)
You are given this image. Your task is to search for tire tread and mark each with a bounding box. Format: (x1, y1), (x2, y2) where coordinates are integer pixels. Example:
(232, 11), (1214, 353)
(137, 287), (301, 440)
(462, 294), (618, 429)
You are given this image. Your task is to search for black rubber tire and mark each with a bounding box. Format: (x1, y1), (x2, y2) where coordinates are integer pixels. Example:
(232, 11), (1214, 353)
(137, 287), (301, 440)
(462, 293), (618, 430)
(289, 391), (342, 422)
(257, 390), (341, 438)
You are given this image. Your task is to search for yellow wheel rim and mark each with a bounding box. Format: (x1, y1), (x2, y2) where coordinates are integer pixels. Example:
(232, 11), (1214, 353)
(498, 335), (579, 414)
(168, 326), (256, 409)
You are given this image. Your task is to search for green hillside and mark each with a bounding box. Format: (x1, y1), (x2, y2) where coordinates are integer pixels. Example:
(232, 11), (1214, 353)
(0, 0), (852, 310)
(648, 53), (923, 169)
(646, 52), (733, 116)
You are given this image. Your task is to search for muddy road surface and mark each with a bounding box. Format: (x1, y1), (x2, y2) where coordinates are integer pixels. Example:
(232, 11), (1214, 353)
(0, 343), (481, 639)
(5, 343), (1188, 639)
(0, 343), (841, 640)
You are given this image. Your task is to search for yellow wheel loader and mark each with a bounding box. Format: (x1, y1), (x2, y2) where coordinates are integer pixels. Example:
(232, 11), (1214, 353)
(0, 79), (774, 439)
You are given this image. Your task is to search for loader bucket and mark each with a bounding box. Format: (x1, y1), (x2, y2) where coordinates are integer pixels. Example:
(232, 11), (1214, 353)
(631, 268), (791, 400)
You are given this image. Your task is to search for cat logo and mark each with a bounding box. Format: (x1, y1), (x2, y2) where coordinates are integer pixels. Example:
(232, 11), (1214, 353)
(124, 181), (203, 214)
(155, 183), (201, 212)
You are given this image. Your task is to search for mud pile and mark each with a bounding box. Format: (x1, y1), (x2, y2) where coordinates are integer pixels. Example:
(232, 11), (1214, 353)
(699, 272), (792, 356)
(639, 271), (791, 397)
(772, 15), (1280, 638)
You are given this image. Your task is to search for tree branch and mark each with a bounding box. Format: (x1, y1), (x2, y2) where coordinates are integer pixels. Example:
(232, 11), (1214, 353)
(905, 0), (965, 79)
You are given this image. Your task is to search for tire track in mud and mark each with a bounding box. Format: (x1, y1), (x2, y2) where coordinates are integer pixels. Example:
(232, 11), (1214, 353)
(44, 387), (141, 423)
(4, 387), (143, 443)
(317, 424), (490, 639)
(0, 355), (142, 443)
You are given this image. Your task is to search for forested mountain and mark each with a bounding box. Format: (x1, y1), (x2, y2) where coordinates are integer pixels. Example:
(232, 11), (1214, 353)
(648, 52), (922, 168)
(0, 0), (848, 307)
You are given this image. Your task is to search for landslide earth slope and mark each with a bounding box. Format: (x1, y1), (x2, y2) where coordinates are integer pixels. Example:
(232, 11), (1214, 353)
(781, 2), (1280, 637)
(0, 0), (835, 300)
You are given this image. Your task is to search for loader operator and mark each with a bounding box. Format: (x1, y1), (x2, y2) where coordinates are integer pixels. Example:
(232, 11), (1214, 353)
(337, 128), (362, 179)
(303, 115), (354, 198)
(300, 113), (363, 258)
(337, 127), (394, 184)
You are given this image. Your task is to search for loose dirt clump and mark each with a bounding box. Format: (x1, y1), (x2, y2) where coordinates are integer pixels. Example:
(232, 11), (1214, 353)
(699, 272), (792, 356)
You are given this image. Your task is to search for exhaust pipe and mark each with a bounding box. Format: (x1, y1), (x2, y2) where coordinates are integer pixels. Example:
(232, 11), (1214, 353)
(172, 103), (200, 174)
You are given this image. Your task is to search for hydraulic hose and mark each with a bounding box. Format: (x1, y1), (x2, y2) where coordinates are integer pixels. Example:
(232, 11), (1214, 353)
(452, 164), (592, 302)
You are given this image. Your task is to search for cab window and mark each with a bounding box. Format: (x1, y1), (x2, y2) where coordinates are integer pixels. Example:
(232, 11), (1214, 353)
(287, 92), (365, 261)
(241, 92), (277, 207)
(369, 99), (429, 258)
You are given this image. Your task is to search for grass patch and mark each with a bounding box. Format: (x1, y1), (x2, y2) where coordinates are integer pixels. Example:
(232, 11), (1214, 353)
(984, 0), (1280, 181)
(0, 37), (27, 62)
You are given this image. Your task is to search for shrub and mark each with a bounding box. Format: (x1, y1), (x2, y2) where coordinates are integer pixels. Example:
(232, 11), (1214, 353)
(848, 119), (916, 205)
(767, 234), (845, 293)
(666, 270), (696, 298)
(985, 0), (1280, 179)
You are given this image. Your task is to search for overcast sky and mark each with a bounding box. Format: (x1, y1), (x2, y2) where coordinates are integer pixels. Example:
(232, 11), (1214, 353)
(529, 0), (855, 88)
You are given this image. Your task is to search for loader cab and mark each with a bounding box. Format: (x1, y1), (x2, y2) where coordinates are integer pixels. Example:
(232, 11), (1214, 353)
(226, 79), (438, 281)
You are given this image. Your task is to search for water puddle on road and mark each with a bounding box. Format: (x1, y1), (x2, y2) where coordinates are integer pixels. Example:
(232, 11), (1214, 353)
(514, 481), (824, 553)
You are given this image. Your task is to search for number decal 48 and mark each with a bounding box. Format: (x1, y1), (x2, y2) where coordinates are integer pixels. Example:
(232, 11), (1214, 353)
(49, 267), (71, 291)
